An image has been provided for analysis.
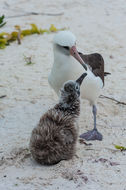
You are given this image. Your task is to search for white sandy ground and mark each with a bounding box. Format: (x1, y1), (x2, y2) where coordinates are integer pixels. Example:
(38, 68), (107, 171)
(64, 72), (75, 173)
(0, 0), (126, 189)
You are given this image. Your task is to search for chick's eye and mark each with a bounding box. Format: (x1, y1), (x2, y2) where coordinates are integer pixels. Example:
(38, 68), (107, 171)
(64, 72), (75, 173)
(75, 86), (79, 90)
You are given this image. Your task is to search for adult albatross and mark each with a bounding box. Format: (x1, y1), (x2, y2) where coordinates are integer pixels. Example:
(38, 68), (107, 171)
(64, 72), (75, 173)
(48, 31), (109, 141)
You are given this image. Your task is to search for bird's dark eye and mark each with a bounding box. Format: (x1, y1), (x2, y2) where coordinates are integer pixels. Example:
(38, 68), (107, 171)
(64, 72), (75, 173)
(63, 46), (69, 50)
(75, 85), (79, 90)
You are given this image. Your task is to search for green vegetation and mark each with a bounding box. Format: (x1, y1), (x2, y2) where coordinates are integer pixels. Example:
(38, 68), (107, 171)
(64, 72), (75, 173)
(0, 15), (6, 28)
(114, 144), (126, 151)
(0, 23), (65, 49)
(24, 55), (34, 65)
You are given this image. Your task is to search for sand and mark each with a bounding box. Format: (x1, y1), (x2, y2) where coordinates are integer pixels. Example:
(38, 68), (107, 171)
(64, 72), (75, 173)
(0, 0), (126, 189)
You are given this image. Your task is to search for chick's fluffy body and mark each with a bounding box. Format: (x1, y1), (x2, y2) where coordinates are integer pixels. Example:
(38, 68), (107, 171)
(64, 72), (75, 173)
(30, 94), (80, 165)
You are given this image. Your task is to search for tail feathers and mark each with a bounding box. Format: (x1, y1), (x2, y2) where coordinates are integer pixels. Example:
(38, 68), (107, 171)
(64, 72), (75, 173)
(104, 72), (111, 76)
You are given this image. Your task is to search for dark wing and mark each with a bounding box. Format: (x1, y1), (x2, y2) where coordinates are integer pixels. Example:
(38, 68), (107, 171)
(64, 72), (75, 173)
(79, 52), (105, 85)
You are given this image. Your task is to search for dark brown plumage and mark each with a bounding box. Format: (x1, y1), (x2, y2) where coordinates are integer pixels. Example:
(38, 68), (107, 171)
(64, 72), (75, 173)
(29, 73), (87, 165)
(79, 52), (111, 85)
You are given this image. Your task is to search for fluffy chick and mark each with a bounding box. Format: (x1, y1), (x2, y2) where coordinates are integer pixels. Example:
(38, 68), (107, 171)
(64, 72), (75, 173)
(30, 73), (87, 165)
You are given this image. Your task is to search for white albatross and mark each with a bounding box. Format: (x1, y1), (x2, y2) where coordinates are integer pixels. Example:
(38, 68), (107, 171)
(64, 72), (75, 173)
(48, 31), (110, 141)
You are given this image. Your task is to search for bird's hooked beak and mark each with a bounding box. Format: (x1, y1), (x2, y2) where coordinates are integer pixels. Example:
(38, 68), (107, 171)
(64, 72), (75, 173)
(76, 73), (87, 86)
(70, 46), (87, 71)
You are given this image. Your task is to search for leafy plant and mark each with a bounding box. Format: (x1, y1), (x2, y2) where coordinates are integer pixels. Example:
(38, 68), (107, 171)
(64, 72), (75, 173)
(24, 55), (35, 65)
(0, 15), (6, 28)
(114, 144), (126, 151)
(0, 24), (65, 49)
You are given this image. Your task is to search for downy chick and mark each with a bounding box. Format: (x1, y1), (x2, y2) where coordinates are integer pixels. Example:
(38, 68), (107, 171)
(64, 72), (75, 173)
(30, 73), (87, 165)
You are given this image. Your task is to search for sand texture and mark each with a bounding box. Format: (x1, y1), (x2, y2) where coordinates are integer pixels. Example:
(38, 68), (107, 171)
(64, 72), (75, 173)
(0, 0), (126, 189)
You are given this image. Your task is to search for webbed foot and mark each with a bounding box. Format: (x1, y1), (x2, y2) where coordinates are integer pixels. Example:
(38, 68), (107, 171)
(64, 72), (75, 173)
(79, 129), (103, 141)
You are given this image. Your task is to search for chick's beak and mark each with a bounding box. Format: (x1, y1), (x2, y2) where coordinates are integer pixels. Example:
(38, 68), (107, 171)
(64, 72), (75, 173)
(76, 73), (87, 86)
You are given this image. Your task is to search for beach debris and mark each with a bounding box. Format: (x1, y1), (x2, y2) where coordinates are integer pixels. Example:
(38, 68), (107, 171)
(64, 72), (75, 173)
(100, 95), (126, 106)
(114, 144), (126, 151)
(15, 25), (21, 44)
(0, 95), (6, 99)
(6, 12), (64, 18)
(109, 55), (114, 59)
(93, 157), (120, 166)
(0, 24), (65, 49)
(14, 184), (18, 186)
(79, 138), (92, 146)
(24, 55), (34, 65)
(62, 169), (88, 184)
(0, 15), (6, 28)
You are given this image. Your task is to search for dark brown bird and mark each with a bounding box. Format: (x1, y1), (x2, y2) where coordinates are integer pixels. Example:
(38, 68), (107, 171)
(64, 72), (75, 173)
(30, 73), (87, 165)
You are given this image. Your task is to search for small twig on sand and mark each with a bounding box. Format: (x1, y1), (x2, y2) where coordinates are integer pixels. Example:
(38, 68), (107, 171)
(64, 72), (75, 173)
(17, 28), (21, 44)
(79, 139), (92, 146)
(6, 12), (64, 18)
(0, 95), (6, 99)
(100, 95), (126, 106)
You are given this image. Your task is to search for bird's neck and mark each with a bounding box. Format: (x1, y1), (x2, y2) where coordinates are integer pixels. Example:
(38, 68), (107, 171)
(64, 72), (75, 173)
(55, 93), (80, 117)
